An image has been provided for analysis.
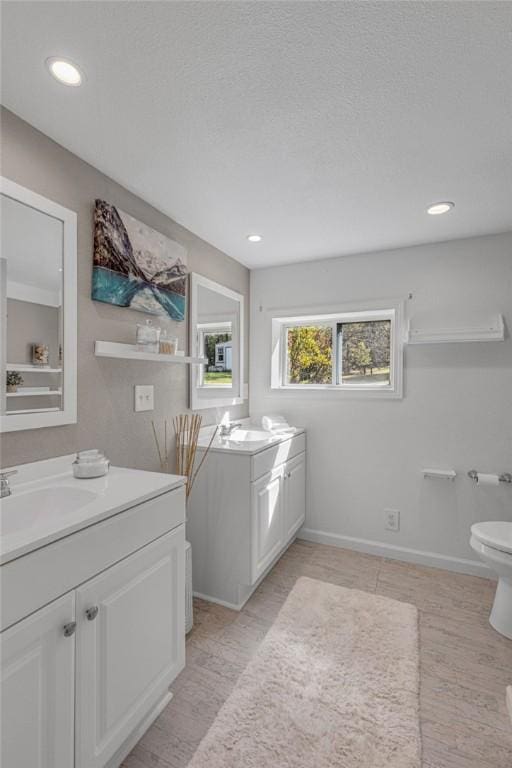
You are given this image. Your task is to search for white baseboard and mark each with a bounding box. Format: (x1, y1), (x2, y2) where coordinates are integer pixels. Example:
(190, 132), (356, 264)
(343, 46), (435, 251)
(193, 591), (244, 611)
(298, 527), (494, 579)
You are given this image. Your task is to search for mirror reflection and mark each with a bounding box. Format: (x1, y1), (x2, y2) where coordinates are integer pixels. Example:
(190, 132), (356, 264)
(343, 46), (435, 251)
(1, 194), (64, 417)
(197, 283), (238, 389)
(190, 274), (244, 410)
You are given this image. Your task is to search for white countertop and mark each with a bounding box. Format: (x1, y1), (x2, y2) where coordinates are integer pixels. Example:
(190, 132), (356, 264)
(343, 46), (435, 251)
(196, 424), (305, 456)
(0, 455), (185, 565)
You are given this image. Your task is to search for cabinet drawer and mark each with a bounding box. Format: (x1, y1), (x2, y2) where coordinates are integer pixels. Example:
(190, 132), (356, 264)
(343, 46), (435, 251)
(251, 432), (306, 481)
(1, 486), (185, 631)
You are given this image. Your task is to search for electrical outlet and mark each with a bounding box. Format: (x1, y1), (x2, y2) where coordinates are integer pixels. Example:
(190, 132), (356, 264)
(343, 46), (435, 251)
(134, 385), (154, 412)
(384, 508), (400, 532)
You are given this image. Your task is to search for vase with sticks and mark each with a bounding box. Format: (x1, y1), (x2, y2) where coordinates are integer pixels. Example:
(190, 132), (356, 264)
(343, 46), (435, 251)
(152, 414), (218, 634)
(151, 413), (218, 502)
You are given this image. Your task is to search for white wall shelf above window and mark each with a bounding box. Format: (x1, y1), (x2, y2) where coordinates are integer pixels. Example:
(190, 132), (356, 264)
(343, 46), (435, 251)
(94, 340), (207, 365)
(406, 314), (504, 345)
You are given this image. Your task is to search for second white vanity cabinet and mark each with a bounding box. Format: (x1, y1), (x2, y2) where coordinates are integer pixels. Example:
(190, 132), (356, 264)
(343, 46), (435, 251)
(188, 429), (306, 609)
(1, 459), (186, 768)
(252, 452), (306, 582)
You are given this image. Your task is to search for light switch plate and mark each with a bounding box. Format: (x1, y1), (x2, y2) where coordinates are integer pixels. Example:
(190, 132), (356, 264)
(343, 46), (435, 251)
(134, 385), (154, 412)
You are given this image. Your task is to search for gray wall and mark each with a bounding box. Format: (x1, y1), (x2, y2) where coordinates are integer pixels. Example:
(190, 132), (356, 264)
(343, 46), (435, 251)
(1, 108), (249, 469)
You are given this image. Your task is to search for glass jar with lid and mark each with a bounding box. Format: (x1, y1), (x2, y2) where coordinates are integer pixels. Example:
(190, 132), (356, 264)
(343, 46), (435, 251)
(136, 319), (161, 353)
(159, 330), (178, 355)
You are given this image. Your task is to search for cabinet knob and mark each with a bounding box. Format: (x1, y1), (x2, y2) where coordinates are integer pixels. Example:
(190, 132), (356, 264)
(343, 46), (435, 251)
(85, 606), (99, 621)
(63, 621), (76, 637)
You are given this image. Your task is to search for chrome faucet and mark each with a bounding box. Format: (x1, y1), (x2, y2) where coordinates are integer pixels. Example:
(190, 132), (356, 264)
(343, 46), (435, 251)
(219, 422), (242, 438)
(0, 470), (18, 499)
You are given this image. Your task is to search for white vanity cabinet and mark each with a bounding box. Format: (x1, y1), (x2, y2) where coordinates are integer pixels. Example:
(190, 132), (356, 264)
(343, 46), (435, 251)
(283, 453), (307, 542)
(1, 592), (76, 768)
(75, 528), (184, 768)
(0, 466), (186, 768)
(252, 467), (285, 582)
(188, 430), (306, 609)
(251, 452), (306, 582)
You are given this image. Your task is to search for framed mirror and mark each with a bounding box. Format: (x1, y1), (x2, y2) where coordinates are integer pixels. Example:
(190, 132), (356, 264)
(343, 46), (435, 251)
(0, 177), (77, 432)
(189, 273), (244, 410)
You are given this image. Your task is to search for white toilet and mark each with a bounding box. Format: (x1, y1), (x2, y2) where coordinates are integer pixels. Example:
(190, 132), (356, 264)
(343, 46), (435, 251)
(470, 521), (512, 639)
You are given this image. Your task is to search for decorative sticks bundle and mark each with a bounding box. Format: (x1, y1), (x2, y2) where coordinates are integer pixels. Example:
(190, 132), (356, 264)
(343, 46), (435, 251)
(152, 414), (218, 500)
(174, 413), (202, 485)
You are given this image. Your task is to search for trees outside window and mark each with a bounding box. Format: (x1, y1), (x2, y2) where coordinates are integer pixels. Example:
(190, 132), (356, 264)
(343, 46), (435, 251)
(287, 326), (332, 384)
(339, 320), (391, 383)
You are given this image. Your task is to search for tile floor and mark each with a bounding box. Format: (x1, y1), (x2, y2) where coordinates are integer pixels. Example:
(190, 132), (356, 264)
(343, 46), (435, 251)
(123, 540), (512, 768)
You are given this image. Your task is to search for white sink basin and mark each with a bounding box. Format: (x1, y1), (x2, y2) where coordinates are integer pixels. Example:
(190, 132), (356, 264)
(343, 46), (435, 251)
(227, 428), (273, 443)
(0, 455), (187, 565)
(1, 486), (98, 535)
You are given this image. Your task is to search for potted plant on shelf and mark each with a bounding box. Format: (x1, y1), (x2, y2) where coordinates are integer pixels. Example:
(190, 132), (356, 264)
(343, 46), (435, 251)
(6, 371), (23, 393)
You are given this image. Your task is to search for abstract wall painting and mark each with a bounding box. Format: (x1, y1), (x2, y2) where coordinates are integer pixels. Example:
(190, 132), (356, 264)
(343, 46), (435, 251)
(92, 200), (187, 321)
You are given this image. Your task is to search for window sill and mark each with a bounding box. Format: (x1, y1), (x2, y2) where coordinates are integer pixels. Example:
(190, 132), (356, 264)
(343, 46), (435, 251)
(270, 384), (402, 399)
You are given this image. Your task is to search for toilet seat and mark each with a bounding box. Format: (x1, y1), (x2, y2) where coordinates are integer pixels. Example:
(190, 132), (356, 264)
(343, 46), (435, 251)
(471, 521), (512, 556)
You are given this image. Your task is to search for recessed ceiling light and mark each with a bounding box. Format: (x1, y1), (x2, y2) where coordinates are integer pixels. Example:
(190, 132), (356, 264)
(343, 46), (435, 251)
(247, 234), (262, 243)
(427, 201), (455, 216)
(46, 57), (83, 87)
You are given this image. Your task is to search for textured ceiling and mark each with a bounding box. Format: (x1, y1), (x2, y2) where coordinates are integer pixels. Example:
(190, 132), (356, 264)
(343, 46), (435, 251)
(1, 1), (511, 268)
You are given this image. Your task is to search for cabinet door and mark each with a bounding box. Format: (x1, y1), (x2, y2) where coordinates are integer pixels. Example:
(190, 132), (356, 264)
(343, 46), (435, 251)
(251, 468), (283, 583)
(75, 527), (185, 768)
(283, 452), (306, 542)
(1, 592), (75, 768)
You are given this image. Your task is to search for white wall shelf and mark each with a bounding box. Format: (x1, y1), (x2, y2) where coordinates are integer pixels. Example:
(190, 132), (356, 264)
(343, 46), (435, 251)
(6, 364), (63, 373)
(7, 407), (61, 415)
(407, 314), (504, 344)
(6, 390), (62, 398)
(94, 341), (207, 365)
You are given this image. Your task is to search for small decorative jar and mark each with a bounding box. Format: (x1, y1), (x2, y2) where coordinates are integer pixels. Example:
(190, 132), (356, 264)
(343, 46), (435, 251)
(72, 449), (110, 479)
(136, 320), (161, 353)
(32, 343), (49, 366)
(159, 331), (178, 355)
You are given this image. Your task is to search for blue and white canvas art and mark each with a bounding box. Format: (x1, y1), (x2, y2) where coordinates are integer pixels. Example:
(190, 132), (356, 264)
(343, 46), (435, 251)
(92, 200), (187, 321)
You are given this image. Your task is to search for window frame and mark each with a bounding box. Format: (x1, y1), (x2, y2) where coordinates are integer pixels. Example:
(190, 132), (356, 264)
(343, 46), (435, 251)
(271, 301), (403, 399)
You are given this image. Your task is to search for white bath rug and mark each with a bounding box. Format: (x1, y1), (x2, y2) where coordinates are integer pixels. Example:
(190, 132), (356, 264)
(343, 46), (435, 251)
(187, 576), (421, 767)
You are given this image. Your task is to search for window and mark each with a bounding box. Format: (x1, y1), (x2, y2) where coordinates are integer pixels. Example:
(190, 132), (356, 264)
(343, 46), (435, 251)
(272, 306), (402, 397)
(198, 323), (233, 387)
(337, 320), (391, 385)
